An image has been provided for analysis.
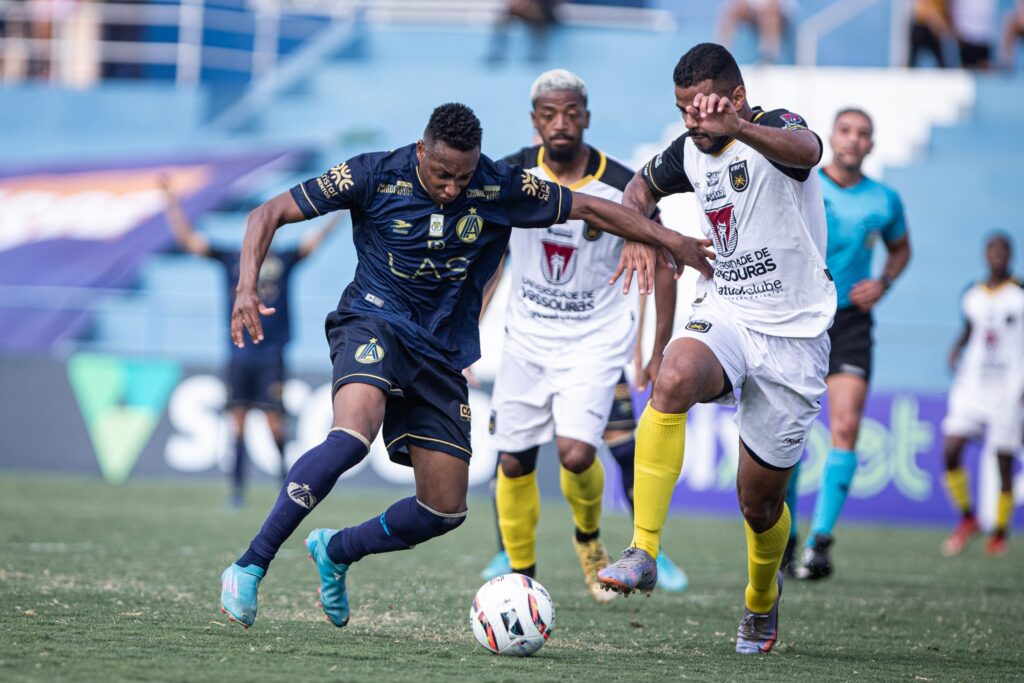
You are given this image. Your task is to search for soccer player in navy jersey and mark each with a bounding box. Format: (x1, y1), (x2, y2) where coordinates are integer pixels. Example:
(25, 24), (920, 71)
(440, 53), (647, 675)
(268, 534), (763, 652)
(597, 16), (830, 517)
(162, 178), (337, 507)
(218, 102), (714, 629)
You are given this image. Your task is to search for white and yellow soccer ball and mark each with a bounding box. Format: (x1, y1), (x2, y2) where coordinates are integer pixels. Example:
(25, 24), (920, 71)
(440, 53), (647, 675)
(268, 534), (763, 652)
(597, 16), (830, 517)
(470, 573), (554, 656)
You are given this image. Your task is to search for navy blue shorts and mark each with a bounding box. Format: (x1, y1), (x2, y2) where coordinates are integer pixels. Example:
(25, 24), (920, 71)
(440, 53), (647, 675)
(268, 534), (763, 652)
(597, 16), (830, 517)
(606, 371), (637, 431)
(326, 311), (472, 466)
(226, 352), (285, 411)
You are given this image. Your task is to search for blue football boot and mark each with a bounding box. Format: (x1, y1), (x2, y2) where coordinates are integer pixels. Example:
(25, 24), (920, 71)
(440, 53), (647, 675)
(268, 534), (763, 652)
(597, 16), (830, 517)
(305, 528), (350, 627)
(480, 550), (512, 580)
(219, 563), (265, 628)
(597, 547), (658, 596)
(736, 572), (783, 654)
(656, 550), (689, 593)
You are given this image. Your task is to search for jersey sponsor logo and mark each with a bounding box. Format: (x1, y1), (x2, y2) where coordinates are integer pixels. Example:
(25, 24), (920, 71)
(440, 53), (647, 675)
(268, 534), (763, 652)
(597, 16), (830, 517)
(704, 188), (726, 202)
(466, 184), (501, 201)
(355, 338), (385, 364)
(705, 204), (739, 257)
(391, 219), (413, 234)
(705, 170), (721, 187)
(459, 403), (472, 422)
(780, 113), (807, 130)
(330, 163), (354, 192)
(685, 320), (712, 333)
(715, 248), (778, 282)
(521, 171), (551, 202)
(488, 410), (496, 435)
(729, 161), (749, 192)
(287, 482), (317, 509)
(427, 239), (445, 250)
(364, 292), (385, 308)
(583, 223), (601, 241)
(388, 253), (470, 281)
(456, 207), (483, 243)
(540, 240), (578, 285)
(782, 436), (804, 446)
(429, 214), (445, 237)
(377, 180), (413, 196)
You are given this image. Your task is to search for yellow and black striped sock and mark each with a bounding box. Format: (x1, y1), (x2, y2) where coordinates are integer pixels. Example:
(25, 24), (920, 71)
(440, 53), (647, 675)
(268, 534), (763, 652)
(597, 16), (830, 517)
(943, 468), (973, 517)
(996, 491), (1014, 537)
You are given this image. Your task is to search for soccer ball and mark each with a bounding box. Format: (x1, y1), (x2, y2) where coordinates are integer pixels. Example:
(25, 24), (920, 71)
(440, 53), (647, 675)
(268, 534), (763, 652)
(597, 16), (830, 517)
(470, 573), (554, 656)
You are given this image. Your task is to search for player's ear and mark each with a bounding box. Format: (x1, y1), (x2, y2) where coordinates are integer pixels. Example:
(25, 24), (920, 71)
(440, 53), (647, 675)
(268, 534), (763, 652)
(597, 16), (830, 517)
(416, 140), (425, 163)
(582, 108), (591, 130)
(530, 108), (540, 131)
(731, 84), (746, 110)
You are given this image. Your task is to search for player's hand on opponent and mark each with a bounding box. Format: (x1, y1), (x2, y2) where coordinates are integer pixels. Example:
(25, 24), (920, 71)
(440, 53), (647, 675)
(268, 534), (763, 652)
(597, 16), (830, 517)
(610, 240), (659, 294)
(231, 288), (276, 348)
(664, 233), (715, 280)
(687, 92), (742, 138)
(849, 278), (885, 313)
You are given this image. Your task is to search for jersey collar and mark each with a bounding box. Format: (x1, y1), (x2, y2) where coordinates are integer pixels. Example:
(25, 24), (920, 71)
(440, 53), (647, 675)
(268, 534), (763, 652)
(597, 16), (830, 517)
(536, 144), (606, 190)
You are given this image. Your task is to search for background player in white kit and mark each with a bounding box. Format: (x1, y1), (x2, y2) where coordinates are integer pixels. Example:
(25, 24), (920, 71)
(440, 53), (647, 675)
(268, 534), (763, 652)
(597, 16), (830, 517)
(597, 43), (836, 655)
(487, 70), (690, 601)
(940, 232), (1023, 558)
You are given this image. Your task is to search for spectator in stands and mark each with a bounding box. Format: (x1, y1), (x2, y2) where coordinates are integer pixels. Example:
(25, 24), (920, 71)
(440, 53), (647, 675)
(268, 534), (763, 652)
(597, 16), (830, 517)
(909, 0), (951, 68)
(161, 176), (339, 508)
(718, 0), (794, 65)
(951, 0), (996, 69)
(487, 0), (561, 64)
(1000, 0), (1024, 68)
(1, 1), (30, 82)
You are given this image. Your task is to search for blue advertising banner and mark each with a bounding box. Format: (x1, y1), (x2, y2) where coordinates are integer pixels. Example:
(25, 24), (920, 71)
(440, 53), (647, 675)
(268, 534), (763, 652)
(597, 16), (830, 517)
(0, 151), (304, 351)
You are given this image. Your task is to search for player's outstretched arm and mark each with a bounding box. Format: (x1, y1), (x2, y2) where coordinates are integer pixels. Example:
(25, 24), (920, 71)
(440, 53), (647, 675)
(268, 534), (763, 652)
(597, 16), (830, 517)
(232, 191), (307, 348)
(160, 176), (210, 256)
(690, 93), (821, 169)
(569, 192), (714, 293)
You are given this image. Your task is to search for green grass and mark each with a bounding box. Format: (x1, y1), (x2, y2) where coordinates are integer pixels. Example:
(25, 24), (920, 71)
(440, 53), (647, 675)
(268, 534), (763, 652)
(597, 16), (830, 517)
(0, 473), (1021, 682)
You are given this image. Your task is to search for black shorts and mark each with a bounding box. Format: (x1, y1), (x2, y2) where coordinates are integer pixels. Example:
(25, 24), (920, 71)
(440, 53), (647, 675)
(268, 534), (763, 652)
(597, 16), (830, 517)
(958, 40), (991, 68)
(606, 371), (637, 431)
(827, 306), (873, 382)
(226, 352), (285, 410)
(326, 311), (472, 465)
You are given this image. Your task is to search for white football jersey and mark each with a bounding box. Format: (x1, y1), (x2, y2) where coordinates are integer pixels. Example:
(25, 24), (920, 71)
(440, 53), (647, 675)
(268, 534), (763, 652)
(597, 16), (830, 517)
(642, 107), (837, 338)
(501, 145), (638, 368)
(952, 279), (1024, 402)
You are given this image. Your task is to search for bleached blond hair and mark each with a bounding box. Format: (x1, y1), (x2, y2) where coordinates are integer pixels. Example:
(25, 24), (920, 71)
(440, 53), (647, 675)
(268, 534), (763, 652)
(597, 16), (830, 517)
(530, 69), (588, 107)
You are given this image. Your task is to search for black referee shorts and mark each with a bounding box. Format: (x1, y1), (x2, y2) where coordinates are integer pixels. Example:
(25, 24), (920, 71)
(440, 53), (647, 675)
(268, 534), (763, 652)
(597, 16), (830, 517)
(827, 306), (874, 382)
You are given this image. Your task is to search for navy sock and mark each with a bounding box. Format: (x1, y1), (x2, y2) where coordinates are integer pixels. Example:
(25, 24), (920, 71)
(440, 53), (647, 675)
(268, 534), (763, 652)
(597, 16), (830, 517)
(609, 438), (636, 515)
(236, 429), (369, 570)
(232, 435), (246, 494)
(326, 496), (466, 565)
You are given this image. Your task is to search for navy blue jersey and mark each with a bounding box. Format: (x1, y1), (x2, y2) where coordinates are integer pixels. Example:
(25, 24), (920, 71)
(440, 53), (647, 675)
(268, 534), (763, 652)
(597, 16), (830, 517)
(210, 247), (301, 355)
(290, 144), (572, 369)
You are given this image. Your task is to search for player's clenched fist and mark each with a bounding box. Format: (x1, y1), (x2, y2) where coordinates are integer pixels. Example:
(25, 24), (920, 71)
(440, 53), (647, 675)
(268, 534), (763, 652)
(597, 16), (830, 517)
(688, 92), (741, 138)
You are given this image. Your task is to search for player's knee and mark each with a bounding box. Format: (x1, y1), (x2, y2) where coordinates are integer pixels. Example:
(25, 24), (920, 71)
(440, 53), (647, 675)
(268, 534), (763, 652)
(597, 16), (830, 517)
(738, 493), (784, 534)
(830, 412), (861, 449)
(651, 361), (697, 413)
(500, 447), (538, 478)
(558, 442), (595, 474)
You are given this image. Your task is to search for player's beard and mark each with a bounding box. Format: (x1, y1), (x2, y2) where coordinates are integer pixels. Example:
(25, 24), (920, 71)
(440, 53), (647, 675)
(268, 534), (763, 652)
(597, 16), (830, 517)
(694, 134), (731, 155)
(545, 142), (580, 163)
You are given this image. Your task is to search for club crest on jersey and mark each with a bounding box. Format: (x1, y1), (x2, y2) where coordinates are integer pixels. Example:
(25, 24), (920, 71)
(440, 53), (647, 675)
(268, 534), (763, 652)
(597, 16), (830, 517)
(456, 207), (483, 243)
(780, 112), (806, 130)
(540, 240), (578, 285)
(583, 223), (601, 241)
(354, 337), (385, 364)
(705, 204), (739, 257)
(685, 320), (712, 333)
(729, 160), (749, 192)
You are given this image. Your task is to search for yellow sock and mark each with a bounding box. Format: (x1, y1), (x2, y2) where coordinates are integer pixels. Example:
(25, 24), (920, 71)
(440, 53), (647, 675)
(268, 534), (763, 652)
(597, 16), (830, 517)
(744, 503), (791, 613)
(944, 468), (972, 515)
(996, 491), (1014, 534)
(496, 468), (540, 571)
(560, 458), (604, 535)
(631, 404), (687, 558)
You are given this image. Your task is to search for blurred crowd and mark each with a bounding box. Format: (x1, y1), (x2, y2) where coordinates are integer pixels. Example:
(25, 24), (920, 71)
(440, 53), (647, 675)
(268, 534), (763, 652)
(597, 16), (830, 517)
(909, 0), (1023, 69)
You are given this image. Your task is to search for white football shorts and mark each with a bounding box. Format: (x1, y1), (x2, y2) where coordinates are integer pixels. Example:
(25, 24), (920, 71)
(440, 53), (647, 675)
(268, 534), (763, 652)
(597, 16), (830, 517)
(942, 385), (1024, 452)
(489, 350), (622, 452)
(672, 301), (830, 468)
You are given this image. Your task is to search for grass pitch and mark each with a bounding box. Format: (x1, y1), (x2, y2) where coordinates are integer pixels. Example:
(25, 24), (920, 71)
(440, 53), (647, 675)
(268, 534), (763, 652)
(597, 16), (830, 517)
(1, 473), (1021, 682)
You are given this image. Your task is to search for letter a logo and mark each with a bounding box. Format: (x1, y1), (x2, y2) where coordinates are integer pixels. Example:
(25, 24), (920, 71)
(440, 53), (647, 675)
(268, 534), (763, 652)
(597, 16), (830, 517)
(355, 338), (385, 364)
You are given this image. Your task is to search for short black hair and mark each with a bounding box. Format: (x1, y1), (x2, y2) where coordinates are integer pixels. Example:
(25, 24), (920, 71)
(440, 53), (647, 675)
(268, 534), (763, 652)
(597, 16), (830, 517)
(424, 103), (482, 152)
(835, 107), (874, 133)
(673, 43), (743, 94)
(987, 230), (1013, 252)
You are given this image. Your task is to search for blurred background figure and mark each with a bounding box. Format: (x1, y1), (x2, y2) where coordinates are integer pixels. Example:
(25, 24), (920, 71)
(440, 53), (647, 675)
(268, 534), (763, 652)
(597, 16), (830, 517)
(719, 0), (794, 65)
(161, 176), (338, 508)
(951, 0), (997, 70)
(487, 0), (562, 64)
(909, 0), (951, 67)
(940, 233), (1022, 558)
(1001, 0), (1024, 68)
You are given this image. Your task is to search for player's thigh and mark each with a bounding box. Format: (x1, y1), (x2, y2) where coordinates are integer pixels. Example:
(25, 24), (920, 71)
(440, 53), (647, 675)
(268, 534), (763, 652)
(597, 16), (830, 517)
(941, 388), (986, 444)
(490, 352), (555, 453)
(736, 331), (829, 470)
(332, 383), (387, 443)
(989, 404), (1024, 454)
(409, 445), (469, 513)
(656, 312), (743, 412)
(550, 363), (620, 451)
